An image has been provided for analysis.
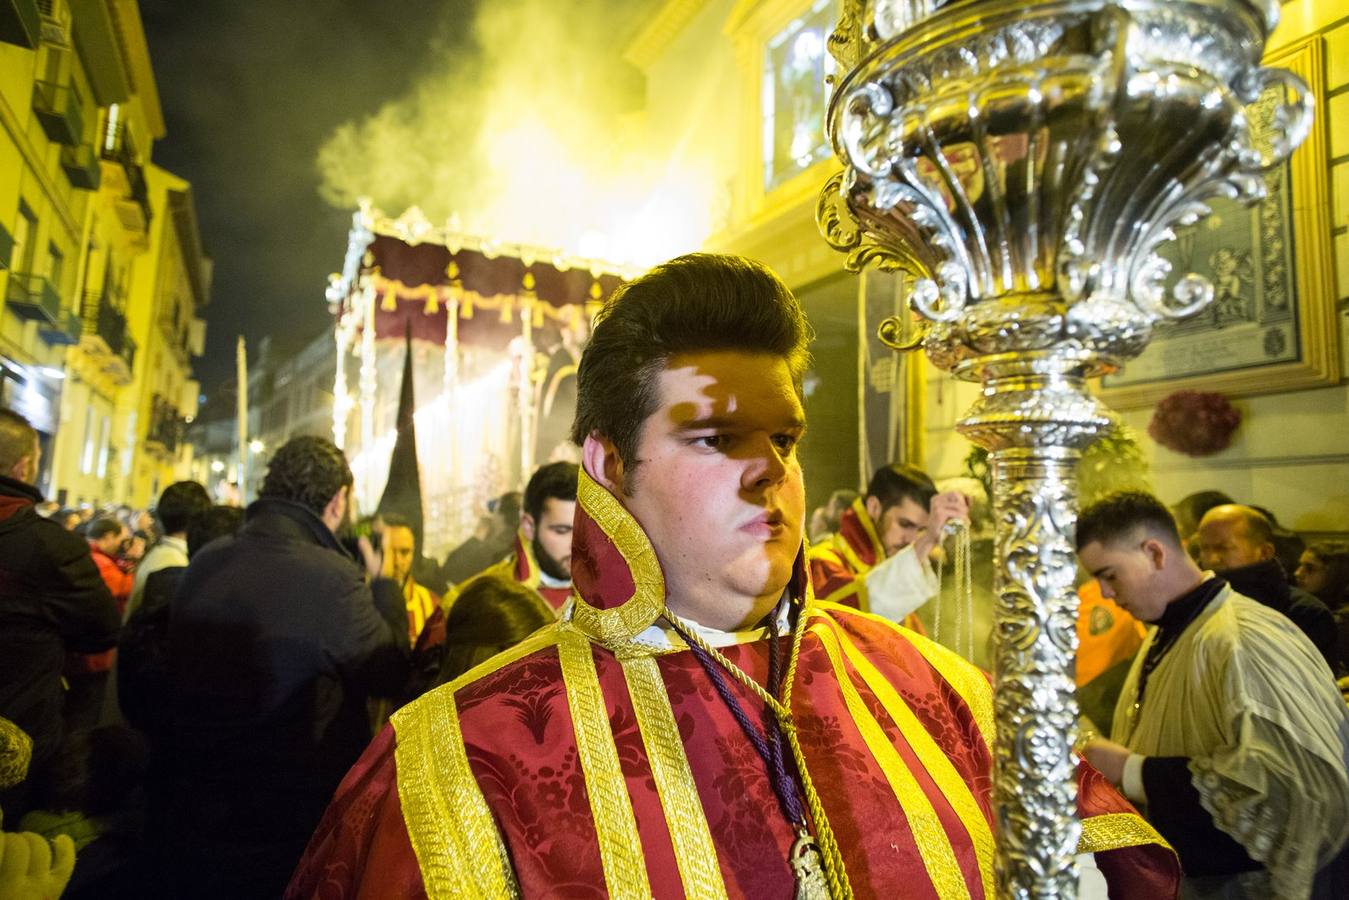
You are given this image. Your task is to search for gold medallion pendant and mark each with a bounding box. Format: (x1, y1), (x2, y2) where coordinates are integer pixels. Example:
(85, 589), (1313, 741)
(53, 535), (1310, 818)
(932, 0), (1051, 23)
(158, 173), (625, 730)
(791, 830), (830, 900)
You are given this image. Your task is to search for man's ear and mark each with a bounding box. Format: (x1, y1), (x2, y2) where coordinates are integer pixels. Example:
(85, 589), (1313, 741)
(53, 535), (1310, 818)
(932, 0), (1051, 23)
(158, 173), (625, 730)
(322, 485), (348, 529)
(1257, 542), (1276, 562)
(1141, 537), (1168, 571)
(8, 453), (33, 482)
(520, 512), (537, 541)
(582, 433), (625, 494)
(864, 495), (882, 524)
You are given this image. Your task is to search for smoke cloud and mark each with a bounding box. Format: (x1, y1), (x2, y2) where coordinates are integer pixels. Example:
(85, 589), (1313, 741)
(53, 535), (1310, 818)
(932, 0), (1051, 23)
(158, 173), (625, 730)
(316, 0), (713, 266)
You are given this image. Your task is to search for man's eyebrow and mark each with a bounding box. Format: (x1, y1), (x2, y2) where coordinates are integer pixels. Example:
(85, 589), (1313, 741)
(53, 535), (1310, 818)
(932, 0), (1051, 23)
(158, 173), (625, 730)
(674, 414), (807, 431)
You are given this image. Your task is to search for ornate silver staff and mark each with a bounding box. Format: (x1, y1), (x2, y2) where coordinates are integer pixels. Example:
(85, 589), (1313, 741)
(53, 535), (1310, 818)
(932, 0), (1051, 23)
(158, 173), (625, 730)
(819, 1), (1310, 895)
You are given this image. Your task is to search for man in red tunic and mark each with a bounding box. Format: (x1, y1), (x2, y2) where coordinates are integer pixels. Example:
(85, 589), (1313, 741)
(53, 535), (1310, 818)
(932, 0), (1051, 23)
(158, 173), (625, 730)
(457, 461), (578, 613)
(289, 254), (1178, 899)
(808, 464), (966, 629)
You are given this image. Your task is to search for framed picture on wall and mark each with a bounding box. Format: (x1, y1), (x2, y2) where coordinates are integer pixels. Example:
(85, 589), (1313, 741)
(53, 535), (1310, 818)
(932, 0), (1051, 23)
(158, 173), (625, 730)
(1099, 35), (1339, 408)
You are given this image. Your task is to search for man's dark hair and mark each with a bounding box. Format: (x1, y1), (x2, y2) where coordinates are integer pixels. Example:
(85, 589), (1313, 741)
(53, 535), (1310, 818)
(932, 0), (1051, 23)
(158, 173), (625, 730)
(259, 436), (353, 515)
(0, 407), (37, 473)
(87, 516), (125, 541)
(156, 481), (212, 536)
(1076, 491), (1182, 551)
(187, 505), (244, 558)
(866, 464), (936, 513)
(571, 253), (812, 472)
(381, 512), (413, 533)
(524, 462), (578, 521)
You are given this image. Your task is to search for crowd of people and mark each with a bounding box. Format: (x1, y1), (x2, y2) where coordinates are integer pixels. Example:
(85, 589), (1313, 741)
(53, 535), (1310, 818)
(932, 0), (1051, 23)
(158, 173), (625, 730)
(0, 252), (1345, 898)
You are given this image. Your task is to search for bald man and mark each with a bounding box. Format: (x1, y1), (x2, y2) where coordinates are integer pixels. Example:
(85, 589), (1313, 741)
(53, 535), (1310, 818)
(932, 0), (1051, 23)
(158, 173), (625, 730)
(1197, 504), (1340, 674)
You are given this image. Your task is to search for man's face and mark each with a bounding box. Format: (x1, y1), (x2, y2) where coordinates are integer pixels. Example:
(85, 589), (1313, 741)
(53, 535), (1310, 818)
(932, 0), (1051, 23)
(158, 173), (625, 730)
(1196, 516), (1267, 571)
(1294, 551), (1327, 594)
(10, 440), (39, 484)
(871, 496), (929, 558)
(526, 497), (576, 581)
(385, 525), (416, 584)
(94, 527), (131, 557)
(612, 350), (806, 631)
(1078, 538), (1169, 622)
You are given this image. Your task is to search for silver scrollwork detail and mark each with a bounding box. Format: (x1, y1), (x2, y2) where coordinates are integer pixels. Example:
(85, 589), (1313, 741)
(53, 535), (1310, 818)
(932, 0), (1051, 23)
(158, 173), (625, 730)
(820, 0), (1309, 896)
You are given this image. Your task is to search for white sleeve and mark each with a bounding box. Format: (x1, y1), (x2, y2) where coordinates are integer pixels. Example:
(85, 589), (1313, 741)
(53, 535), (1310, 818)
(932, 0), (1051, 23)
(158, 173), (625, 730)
(1121, 753), (1147, 804)
(1076, 853), (1109, 899)
(861, 544), (938, 622)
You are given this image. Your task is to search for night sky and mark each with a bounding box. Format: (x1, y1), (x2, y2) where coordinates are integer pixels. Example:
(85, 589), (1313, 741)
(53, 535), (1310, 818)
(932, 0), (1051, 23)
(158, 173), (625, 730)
(140, 1), (661, 403)
(140, 0), (473, 396)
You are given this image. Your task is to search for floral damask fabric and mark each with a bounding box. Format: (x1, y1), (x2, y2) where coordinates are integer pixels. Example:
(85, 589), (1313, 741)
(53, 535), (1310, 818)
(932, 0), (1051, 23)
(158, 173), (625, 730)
(289, 603), (1179, 899)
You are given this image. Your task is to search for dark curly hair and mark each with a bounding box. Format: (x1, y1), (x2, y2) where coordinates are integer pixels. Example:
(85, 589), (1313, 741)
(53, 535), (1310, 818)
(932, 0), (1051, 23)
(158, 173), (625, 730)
(571, 253), (811, 481)
(524, 462), (578, 522)
(1076, 491), (1182, 551)
(156, 481), (212, 535)
(259, 436), (353, 515)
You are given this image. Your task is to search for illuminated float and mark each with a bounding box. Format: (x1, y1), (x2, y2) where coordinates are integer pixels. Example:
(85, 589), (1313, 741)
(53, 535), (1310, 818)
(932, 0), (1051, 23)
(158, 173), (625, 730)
(325, 201), (633, 556)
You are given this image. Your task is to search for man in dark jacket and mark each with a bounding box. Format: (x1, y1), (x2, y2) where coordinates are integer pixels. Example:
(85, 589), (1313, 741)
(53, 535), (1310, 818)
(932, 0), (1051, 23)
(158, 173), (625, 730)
(165, 436), (409, 898)
(0, 408), (119, 820)
(1198, 504), (1342, 674)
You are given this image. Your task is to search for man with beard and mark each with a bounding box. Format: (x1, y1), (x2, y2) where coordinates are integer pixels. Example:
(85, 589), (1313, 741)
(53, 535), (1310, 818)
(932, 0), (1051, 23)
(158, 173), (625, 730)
(289, 254), (1177, 899)
(461, 461), (577, 612)
(809, 463), (967, 629)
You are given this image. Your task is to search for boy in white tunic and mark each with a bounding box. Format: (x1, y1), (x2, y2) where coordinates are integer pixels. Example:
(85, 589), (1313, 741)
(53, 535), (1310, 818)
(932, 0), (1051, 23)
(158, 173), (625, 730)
(1076, 491), (1349, 900)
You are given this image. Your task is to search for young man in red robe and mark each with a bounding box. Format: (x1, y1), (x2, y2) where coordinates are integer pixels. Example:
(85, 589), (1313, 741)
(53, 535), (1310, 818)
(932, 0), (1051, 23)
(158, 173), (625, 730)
(457, 461), (578, 613)
(808, 463), (965, 630)
(288, 254), (1178, 899)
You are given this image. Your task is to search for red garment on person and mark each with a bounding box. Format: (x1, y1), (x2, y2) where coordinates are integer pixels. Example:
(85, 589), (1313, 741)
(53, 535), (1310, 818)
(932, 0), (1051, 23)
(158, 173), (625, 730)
(289, 473), (1177, 899)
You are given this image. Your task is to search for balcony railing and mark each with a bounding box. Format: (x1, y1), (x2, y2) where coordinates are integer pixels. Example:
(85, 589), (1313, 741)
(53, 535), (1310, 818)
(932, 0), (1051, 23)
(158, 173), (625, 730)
(101, 121), (152, 230)
(5, 273), (60, 323)
(81, 288), (137, 367)
(78, 289), (136, 382)
(60, 143), (100, 190)
(32, 80), (82, 146)
(145, 395), (184, 453)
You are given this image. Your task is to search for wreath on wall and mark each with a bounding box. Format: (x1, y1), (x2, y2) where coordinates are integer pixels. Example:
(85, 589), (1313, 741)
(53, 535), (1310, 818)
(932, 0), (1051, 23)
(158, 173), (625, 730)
(1147, 390), (1241, 457)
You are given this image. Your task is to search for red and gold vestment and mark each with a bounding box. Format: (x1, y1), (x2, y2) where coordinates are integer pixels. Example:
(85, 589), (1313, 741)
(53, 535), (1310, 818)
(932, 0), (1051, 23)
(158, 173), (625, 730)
(808, 500), (928, 633)
(288, 473), (1178, 899)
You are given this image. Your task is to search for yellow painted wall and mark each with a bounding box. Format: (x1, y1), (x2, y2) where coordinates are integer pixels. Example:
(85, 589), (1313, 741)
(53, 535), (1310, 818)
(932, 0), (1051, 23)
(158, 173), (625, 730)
(636, 0), (1349, 534)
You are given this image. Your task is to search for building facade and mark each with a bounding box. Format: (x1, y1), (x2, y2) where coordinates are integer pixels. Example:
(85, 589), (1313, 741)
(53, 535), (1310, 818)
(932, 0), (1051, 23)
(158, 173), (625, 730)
(1, 0), (207, 509)
(628, 0), (1349, 535)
